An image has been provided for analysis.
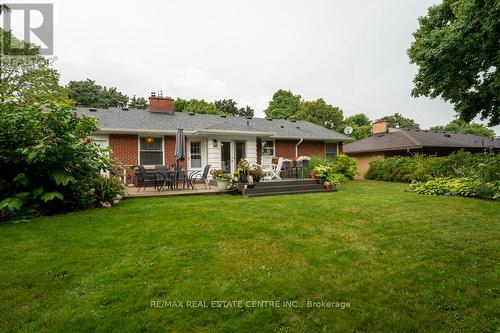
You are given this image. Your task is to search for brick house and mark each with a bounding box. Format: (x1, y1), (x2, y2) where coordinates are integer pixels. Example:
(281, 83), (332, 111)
(344, 119), (500, 179)
(77, 95), (351, 183)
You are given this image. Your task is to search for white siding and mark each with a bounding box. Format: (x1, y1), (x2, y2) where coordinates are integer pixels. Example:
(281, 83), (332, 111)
(205, 135), (257, 173)
(207, 137), (222, 170)
(246, 137), (257, 165)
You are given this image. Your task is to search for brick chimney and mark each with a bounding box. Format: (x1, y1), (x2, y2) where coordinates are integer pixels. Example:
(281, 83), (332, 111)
(372, 118), (389, 134)
(149, 91), (174, 113)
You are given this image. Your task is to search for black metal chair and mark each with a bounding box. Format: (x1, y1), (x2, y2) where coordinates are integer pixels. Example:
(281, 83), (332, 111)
(137, 165), (159, 192)
(296, 160), (309, 178)
(175, 169), (196, 190)
(155, 165), (174, 191)
(191, 165), (212, 189)
(282, 160), (292, 178)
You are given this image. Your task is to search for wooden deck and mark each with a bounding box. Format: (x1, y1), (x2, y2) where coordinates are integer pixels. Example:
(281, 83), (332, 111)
(125, 184), (225, 198)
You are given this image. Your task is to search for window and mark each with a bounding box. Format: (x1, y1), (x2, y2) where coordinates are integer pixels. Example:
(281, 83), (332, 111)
(262, 140), (275, 156)
(139, 136), (163, 165)
(326, 142), (338, 160)
(190, 141), (202, 168)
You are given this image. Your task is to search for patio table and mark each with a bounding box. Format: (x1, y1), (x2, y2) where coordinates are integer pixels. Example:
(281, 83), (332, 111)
(155, 170), (176, 191)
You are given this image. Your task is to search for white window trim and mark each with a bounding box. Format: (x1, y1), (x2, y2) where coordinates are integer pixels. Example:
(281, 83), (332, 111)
(137, 135), (165, 167)
(325, 142), (338, 159)
(189, 139), (203, 170)
(261, 139), (275, 157)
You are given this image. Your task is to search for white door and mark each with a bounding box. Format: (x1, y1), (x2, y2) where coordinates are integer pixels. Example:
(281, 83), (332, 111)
(188, 139), (204, 171)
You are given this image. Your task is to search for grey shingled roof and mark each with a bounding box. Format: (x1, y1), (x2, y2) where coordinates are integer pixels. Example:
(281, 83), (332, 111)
(344, 128), (500, 154)
(75, 107), (350, 141)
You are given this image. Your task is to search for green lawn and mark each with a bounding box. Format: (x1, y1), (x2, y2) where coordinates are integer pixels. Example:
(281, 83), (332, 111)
(1, 181), (499, 332)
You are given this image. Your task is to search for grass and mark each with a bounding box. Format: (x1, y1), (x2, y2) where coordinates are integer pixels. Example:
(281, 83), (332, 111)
(0, 181), (499, 332)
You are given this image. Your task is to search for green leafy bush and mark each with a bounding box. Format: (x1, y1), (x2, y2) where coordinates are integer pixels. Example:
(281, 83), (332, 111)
(332, 154), (358, 180)
(475, 182), (500, 200)
(408, 178), (451, 196)
(408, 177), (499, 200)
(366, 152), (500, 183)
(91, 175), (125, 207)
(0, 102), (112, 221)
(311, 154), (358, 180)
(312, 154), (357, 186)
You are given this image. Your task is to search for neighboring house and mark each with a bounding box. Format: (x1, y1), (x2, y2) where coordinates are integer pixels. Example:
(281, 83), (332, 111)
(77, 95), (351, 183)
(344, 119), (500, 179)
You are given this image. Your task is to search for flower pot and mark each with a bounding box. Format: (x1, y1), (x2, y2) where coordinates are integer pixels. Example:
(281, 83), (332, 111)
(216, 179), (229, 190)
(309, 171), (316, 179)
(239, 172), (248, 183)
(318, 177), (325, 184)
(324, 183), (333, 190)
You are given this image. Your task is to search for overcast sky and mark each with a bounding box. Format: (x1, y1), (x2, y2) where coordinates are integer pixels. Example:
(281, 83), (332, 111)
(7, 0), (500, 133)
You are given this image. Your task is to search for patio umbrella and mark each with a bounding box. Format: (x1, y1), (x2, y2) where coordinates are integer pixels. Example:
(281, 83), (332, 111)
(174, 128), (185, 170)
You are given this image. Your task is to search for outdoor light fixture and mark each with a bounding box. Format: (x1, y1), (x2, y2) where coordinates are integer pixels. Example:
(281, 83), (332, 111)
(145, 137), (154, 144)
(213, 139), (218, 147)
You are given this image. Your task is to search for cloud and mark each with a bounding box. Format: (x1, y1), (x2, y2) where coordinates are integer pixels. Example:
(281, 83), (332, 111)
(168, 68), (228, 101)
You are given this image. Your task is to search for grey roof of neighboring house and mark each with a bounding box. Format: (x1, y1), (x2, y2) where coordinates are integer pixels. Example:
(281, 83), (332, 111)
(75, 107), (351, 141)
(343, 128), (500, 154)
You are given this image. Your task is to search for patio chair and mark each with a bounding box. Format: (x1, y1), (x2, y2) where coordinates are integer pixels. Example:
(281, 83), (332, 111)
(262, 157), (283, 181)
(191, 164), (212, 189)
(282, 160), (292, 179)
(175, 169), (197, 190)
(136, 165), (159, 192)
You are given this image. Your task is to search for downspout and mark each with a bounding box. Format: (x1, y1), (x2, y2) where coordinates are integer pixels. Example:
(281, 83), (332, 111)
(295, 138), (304, 158)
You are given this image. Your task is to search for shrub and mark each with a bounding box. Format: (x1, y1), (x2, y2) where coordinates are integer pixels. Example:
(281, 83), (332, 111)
(408, 178), (451, 196)
(408, 177), (500, 200)
(366, 151), (500, 183)
(332, 154), (358, 180)
(0, 102), (111, 221)
(91, 175), (125, 207)
(309, 154), (358, 179)
(475, 182), (499, 200)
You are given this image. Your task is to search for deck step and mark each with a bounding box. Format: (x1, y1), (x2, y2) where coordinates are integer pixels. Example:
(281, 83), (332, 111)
(253, 179), (319, 188)
(246, 188), (334, 197)
(245, 183), (323, 194)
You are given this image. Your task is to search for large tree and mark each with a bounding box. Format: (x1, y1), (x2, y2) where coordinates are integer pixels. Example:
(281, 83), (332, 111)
(408, 0), (500, 126)
(264, 89), (301, 119)
(430, 119), (495, 137)
(344, 113), (371, 127)
(66, 79), (128, 108)
(384, 113), (420, 129)
(214, 99), (254, 117)
(342, 113), (372, 140)
(293, 98), (344, 130)
(174, 98), (221, 115)
(0, 28), (67, 103)
(128, 95), (148, 109)
(238, 105), (254, 118)
(214, 99), (239, 115)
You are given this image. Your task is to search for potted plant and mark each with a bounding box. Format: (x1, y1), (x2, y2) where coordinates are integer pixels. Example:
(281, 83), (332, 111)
(324, 173), (345, 190)
(227, 178), (238, 195)
(210, 169), (231, 190)
(236, 159), (250, 182)
(312, 164), (331, 184)
(249, 164), (265, 183)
